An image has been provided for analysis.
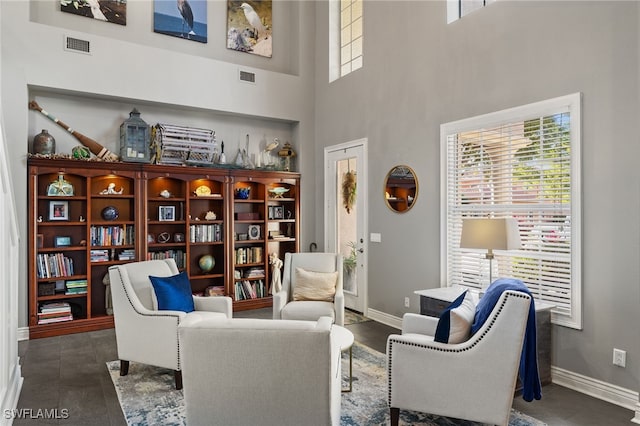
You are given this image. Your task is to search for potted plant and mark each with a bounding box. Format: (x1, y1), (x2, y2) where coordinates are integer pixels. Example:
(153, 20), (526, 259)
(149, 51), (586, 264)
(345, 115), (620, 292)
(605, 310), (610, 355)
(343, 241), (358, 291)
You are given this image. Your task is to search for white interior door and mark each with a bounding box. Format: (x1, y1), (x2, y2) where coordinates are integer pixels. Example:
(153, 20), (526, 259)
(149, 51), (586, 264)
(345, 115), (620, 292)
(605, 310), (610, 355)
(324, 139), (367, 314)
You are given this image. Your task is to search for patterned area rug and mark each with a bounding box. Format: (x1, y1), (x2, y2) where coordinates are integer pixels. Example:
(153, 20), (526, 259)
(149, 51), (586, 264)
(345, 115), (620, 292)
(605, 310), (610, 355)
(107, 343), (545, 426)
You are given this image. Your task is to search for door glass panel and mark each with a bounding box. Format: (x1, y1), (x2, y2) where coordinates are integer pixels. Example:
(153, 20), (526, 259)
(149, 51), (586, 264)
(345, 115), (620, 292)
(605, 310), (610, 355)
(337, 157), (357, 295)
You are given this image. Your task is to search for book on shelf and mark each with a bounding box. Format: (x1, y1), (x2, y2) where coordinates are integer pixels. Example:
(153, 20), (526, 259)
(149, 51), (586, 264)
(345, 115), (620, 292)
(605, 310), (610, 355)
(38, 302), (73, 324)
(65, 279), (88, 295)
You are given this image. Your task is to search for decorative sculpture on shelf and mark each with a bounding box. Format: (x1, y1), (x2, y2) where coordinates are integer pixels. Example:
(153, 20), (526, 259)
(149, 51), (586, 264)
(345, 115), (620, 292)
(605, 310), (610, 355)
(100, 183), (124, 195)
(269, 252), (283, 294)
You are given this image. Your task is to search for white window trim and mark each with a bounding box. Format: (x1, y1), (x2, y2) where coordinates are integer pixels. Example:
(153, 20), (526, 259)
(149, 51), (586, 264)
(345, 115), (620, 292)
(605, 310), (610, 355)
(440, 93), (582, 329)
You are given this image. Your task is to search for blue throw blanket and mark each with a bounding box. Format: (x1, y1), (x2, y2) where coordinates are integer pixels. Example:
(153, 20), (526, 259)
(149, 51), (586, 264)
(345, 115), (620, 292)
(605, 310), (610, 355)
(470, 278), (542, 402)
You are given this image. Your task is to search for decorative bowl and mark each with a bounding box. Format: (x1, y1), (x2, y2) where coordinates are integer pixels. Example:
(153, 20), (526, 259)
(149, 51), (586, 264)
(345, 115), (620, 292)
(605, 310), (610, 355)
(268, 187), (290, 198)
(235, 187), (250, 199)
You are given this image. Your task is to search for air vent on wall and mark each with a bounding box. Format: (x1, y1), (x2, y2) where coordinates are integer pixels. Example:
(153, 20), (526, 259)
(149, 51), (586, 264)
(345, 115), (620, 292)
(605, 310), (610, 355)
(64, 36), (91, 55)
(239, 70), (256, 84)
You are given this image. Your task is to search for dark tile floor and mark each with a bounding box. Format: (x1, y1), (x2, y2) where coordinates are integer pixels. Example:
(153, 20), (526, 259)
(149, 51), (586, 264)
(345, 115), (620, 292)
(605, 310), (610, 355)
(15, 309), (634, 425)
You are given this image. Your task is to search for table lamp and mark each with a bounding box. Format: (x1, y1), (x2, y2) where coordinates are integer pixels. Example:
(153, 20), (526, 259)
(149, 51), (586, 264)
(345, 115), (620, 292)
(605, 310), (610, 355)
(460, 218), (521, 291)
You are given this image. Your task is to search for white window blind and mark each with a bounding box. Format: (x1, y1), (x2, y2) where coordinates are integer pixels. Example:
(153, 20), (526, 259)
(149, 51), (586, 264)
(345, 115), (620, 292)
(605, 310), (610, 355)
(441, 93), (582, 329)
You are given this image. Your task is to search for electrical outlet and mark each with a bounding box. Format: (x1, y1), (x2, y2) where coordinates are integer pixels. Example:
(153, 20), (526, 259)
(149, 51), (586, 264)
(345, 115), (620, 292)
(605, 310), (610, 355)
(613, 348), (626, 367)
(404, 297), (410, 308)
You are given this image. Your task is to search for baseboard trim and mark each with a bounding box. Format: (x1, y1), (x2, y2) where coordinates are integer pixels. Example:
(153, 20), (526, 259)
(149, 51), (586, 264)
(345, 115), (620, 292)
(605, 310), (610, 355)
(551, 366), (638, 415)
(366, 310), (639, 419)
(0, 361), (23, 426)
(17, 327), (29, 342)
(366, 308), (401, 330)
(632, 401), (640, 424)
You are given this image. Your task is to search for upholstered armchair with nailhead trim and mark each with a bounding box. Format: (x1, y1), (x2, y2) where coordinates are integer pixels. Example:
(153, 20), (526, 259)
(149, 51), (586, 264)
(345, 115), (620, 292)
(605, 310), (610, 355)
(108, 258), (232, 389)
(386, 290), (531, 426)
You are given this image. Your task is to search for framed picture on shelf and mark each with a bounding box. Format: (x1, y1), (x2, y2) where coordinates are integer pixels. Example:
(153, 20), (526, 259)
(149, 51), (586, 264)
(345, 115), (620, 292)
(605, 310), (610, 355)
(159, 205), (176, 221)
(54, 236), (72, 247)
(273, 206), (284, 219)
(49, 200), (69, 221)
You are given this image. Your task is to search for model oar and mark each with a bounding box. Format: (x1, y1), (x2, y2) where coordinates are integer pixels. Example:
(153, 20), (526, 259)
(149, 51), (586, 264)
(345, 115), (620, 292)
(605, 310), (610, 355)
(28, 100), (119, 161)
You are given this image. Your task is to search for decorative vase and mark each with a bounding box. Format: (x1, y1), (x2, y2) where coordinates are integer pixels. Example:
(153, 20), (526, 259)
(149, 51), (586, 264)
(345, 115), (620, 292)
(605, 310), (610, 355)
(33, 129), (56, 155)
(101, 206), (119, 221)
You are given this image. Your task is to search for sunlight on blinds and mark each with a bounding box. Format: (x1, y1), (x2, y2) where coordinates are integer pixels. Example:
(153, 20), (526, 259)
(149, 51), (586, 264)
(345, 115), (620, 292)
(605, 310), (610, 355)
(443, 95), (581, 329)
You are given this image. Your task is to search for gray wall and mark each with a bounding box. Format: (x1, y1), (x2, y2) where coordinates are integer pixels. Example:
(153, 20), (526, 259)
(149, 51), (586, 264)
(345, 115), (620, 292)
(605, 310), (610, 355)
(314, 1), (639, 391)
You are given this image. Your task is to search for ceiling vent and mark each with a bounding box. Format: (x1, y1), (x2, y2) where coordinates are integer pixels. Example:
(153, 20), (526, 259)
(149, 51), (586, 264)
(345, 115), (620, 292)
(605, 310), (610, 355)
(239, 70), (256, 84)
(64, 36), (91, 55)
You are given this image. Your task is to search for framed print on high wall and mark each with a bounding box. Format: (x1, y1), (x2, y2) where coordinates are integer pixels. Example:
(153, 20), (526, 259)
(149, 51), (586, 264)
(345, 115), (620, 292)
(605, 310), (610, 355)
(49, 201), (69, 221)
(60, 0), (126, 26)
(226, 0), (272, 58)
(154, 0), (208, 43)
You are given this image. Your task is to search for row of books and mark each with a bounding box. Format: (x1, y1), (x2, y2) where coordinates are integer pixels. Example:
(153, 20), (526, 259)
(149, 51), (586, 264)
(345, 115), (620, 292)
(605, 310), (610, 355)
(234, 279), (266, 301)
(36, 253), (74, 279)
(118, 249), (135, 261)
(146, 250), (186, 269)
(189, 224), (223, 243)
(65, 279), (87, 295)
(38, 302), (73, 324)
(90, 225), (135, 246)
(235, 247), (263, 265)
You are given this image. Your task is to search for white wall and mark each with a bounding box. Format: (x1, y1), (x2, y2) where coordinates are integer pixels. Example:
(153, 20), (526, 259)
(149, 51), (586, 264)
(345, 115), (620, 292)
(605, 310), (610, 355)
(0, 2), (24, 420)
(314, 0), (639, 400)
(1, 0), (316, 333)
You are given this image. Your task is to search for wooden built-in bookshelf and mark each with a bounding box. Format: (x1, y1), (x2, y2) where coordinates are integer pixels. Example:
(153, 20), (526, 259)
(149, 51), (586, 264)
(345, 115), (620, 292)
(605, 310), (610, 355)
(28, 158), (300, 338)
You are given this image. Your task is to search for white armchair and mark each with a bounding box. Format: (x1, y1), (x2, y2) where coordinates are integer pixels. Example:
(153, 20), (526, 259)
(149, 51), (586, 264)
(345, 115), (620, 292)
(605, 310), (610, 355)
(386, 290), (532, 426)
(272, 252), (344, 326)
(108, 258), (232, 389)
(179, 316), (342, 426)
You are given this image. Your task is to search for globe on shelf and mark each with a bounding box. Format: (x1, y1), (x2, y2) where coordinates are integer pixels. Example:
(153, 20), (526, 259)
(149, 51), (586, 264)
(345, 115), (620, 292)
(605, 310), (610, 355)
(198, 255), (215, 273)
(101, 206), (119, 221)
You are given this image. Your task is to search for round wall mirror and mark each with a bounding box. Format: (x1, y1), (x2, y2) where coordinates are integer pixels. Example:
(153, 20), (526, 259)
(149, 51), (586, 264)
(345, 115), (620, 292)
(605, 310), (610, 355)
(384, 165), (418, 213)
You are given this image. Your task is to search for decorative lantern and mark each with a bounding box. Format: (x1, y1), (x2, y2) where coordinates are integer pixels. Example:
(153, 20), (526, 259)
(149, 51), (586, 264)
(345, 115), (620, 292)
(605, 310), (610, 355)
(277, 141), (297, 171)
(119, 108), (150, 163)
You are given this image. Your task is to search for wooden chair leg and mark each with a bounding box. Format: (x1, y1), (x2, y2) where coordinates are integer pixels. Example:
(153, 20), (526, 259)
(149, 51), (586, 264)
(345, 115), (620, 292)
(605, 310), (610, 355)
(174, 370), (183, 390)
(390, 407), (400, 426)
(119, 360), (129, 377)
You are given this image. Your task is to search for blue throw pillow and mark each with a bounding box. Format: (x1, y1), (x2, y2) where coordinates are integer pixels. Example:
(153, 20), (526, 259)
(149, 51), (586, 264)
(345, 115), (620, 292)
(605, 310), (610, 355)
(149, 271), (195, 313)
(434, 290), (475, 344)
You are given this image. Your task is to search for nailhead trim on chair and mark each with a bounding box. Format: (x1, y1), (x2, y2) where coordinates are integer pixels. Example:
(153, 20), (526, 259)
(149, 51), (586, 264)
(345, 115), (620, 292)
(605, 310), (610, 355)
(386, 291), (530, 406)
(110, 265), (183, 370)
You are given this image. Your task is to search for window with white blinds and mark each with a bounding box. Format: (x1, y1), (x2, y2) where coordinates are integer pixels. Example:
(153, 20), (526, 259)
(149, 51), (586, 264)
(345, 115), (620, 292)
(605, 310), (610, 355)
(441, 93), (582, 329)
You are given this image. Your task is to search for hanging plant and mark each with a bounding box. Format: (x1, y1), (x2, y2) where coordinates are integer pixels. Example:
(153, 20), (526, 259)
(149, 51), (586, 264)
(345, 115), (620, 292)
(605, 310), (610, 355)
(342, 169), (357, 214)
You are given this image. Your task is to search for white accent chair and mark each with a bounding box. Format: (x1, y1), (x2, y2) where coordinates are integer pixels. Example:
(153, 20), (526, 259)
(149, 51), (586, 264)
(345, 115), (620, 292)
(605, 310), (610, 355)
(108, 258), (232, 390)
(386, 290), (531, 426)
(178, 316), (342, 426)
(272, 252), (345, 326)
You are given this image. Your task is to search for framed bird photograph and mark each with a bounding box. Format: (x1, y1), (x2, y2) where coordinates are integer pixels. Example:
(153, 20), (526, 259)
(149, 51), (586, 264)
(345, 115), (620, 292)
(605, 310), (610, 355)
(154, 0), (207, 43)
(226, 0), (272, 58)
(60, 0), (126, 25)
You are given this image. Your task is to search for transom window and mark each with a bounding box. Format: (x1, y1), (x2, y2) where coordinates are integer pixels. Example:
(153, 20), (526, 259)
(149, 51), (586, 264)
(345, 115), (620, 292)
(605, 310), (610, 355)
(330, 0), (363, 81)
(448, 0), (496, 24)
(441, 93), (582, 329)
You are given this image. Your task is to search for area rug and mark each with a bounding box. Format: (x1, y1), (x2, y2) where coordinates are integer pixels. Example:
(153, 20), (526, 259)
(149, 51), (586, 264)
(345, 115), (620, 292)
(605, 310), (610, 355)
(107, 343), (546, 426)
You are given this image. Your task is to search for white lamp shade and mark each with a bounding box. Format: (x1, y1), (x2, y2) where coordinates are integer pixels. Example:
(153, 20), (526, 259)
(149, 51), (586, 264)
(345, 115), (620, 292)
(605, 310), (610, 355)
(460, 218), (521, 250)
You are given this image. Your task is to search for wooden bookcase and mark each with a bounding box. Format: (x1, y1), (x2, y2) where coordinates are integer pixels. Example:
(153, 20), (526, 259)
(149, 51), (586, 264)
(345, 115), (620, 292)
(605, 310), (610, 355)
(28, 158), (300, 337)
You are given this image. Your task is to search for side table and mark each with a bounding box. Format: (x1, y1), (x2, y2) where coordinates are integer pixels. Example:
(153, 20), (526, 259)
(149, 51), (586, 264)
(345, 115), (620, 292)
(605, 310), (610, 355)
(414, 287), (554, 386)
(332, 325), (354, 392)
